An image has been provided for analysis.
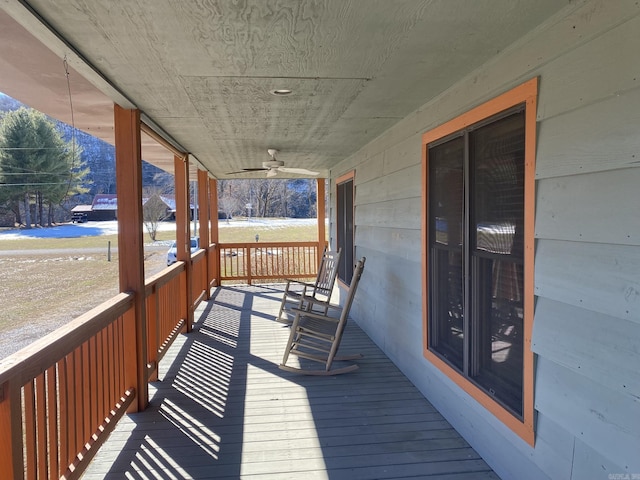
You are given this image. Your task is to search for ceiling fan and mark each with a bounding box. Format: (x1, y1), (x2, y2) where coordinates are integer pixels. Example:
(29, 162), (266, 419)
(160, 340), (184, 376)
(227, 149), (320, 178)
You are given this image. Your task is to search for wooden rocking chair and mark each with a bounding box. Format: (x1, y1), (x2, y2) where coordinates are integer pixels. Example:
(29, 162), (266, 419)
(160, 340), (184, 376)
(279, 257), (366, 375)
(275, 247), (342, 324)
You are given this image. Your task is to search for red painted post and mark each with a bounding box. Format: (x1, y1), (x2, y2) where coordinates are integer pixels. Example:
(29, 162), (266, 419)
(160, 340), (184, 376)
(0, 380), (22, 479)
(209, 178), (219, 287)
(174, 154), (193, 331)
(317, 178), (327, 265)
(197, 169), (210, 299)
(114, 105), (148, 412)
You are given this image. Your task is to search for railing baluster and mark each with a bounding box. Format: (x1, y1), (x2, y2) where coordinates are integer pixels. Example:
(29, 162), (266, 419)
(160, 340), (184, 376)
(114, 318), (122, 414)
(74, 347), (83, 457)
(66, 351), (77, 472)
(105, 324), (112, 422)
(24, 380), (36, 480)
(35, 373), (47, 479)
(247, 246), (252, 285)
(123, 309), (137, 411)
(147, 286), (158, 382)
(82, 342), (90, 445)
(96, 333), (103, 427)
(58, 358), (68, 478)
(47, 365), (59, 480)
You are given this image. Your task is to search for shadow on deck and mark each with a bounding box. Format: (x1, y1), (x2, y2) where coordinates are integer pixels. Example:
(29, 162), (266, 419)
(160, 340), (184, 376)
(82, 285), (499, 479)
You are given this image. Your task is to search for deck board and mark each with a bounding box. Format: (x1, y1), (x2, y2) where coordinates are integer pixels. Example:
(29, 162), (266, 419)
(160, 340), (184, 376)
(82, 285), (500, 479)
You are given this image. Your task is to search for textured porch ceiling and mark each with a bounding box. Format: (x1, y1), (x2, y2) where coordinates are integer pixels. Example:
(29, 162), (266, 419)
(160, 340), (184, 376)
(0, 1), (568, 179)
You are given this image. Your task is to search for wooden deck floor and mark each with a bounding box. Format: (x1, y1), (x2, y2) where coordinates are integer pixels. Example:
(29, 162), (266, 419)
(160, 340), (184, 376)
(82, 285), (499, 479)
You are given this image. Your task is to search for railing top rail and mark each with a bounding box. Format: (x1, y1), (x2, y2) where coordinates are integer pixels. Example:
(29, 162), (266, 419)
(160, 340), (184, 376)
(0, 292), (134, 387)
(191, 249), (206, 261)
(145, 261), (185, 294)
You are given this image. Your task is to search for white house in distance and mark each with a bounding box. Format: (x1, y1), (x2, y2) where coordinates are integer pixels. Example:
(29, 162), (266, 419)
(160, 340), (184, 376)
(0, 1), (638, 479)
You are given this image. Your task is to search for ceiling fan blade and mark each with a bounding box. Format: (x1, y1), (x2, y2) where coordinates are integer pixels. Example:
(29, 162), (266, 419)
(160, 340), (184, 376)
(277, 167), (320, 176)
(225, 167), (268, 175)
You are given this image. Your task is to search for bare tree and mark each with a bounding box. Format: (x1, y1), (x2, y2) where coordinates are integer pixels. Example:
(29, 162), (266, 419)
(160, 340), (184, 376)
(142, 186), (171, 241)
(253, 179), (284, 217)
(217, 178), (318, 220)
(218, 180), (242, 221)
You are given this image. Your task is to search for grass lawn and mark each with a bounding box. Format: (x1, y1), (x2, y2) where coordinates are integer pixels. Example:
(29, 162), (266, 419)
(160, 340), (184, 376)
(218, 222), (321, 243)
(0, 254), (120, 335)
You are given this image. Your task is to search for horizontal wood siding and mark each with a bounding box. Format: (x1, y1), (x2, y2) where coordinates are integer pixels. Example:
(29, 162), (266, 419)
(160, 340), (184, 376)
(535, 240), (640, 323)
(571, 438), (628, 479)
(535, 90), (640, 179)
(535, 357), (639, 470)
(533, 12), (640, 123)
(330, 1), (640, 478)
(532, 298), (640, 398)
(531, 414), (575, 480)
(535, 167), (640, 244)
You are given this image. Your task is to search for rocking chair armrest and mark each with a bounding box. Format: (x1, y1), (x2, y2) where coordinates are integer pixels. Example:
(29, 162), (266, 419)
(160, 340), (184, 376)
(291, 305), (342, 322)
(284, 279), (316, 291)
(297, 294), (339, 309)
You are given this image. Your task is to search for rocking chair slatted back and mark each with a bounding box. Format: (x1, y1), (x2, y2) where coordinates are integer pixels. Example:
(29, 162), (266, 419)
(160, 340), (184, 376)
(314, 249), (341, 297)
(275, 247), (342, 323)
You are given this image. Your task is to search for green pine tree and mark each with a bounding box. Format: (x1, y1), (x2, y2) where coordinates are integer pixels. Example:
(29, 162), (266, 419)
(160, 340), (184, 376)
(0, 107), (89, 227)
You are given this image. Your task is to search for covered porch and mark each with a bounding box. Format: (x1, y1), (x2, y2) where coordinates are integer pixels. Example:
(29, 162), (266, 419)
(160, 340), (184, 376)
(5, 1), (639, 478)
(82, 285), (498, 479)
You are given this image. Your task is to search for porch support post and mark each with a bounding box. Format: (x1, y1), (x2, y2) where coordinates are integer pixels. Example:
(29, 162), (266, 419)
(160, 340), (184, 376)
(197, 169), (210, 299)
(174, 154), (193, 331)
(114, 105), (148, 412)
(317, 178), (326, 261)
(209, 178), (219, 287)
(0, 380), (22, 478)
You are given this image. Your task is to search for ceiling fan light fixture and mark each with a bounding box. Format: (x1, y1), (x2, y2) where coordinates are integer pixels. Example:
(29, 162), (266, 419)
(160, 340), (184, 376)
(263, 160), (284, 169)
(271, 88), (293, 96)
(226, 148), (320, 177)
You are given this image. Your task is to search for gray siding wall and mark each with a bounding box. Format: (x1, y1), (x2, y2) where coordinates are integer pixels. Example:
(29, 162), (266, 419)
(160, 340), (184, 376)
(329, 1), (640, 479)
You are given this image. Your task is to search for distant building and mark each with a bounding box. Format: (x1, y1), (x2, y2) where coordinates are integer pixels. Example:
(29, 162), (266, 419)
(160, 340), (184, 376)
(146, 195), (195, 220)
(69, 194), (194, 221)
(0, 207), (16, 227)
(90, 194), (118, 221)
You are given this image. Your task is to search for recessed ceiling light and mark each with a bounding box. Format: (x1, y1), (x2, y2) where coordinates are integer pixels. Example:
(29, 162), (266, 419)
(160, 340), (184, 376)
(271, 89), (293, 96)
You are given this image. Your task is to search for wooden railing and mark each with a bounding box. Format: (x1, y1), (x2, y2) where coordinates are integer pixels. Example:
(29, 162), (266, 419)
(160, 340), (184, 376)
(0, 241), (319, 479)
(218, 241), (320, 284)
(0, 293), (137, 480)
(208, 242), (219, 291)
(145, 262), (187, 381)
(0, 258), (196, 479)
(191, 249), (207, 306)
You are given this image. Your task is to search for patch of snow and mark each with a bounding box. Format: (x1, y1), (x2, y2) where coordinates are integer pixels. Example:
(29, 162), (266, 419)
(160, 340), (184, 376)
(0, 218), (320, 240)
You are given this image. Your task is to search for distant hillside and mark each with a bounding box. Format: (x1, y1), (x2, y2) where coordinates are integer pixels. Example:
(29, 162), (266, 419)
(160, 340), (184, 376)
(0, 93), (21, 112)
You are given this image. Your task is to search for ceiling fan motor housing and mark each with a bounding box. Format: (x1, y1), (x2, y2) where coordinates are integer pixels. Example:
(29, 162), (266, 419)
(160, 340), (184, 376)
(262, 160), (284, 169)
